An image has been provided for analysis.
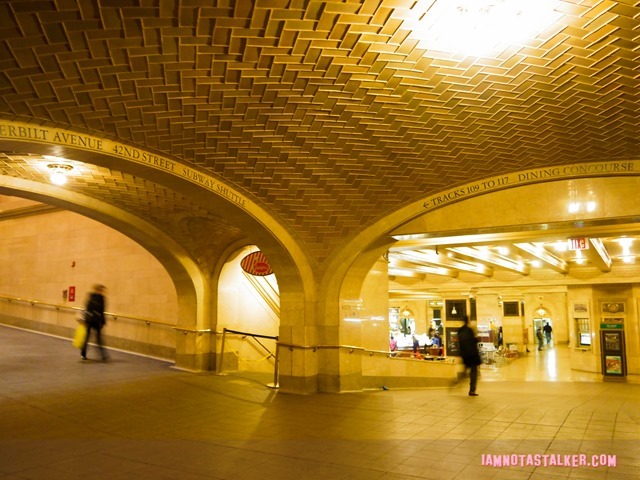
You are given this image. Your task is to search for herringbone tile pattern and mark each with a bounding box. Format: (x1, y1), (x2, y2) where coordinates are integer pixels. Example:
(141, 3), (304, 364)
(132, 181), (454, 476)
(1, 0), (639, 260)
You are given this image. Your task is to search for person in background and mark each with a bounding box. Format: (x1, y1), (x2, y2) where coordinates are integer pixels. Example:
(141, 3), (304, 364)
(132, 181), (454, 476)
(389, 335), (397, 356)
(458, 315), (482, 396)
(543, 322), (553, 346)
(431, 331), (441, 348)
(81, 284), (109, 361)
(412, 334), (420, 354)
(536, 327), (544, 351)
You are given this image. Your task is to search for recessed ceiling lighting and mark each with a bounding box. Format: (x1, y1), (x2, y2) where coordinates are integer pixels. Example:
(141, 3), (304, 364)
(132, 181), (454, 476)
(554, 241), (568, 252)
(617, 238), (633, 248)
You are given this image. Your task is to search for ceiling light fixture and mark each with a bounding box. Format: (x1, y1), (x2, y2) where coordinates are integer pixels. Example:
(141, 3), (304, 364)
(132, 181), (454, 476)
(617, 238), (634, 263)
(554, 241), (568, 252)
(47, 163), (73, 186)
(568, 200), (598, 214)
(617, 238), (633, 249)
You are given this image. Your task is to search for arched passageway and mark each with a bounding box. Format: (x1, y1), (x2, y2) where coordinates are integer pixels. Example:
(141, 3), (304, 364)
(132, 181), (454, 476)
(2, 120), (640, 392)
(329, 171), (640, 388)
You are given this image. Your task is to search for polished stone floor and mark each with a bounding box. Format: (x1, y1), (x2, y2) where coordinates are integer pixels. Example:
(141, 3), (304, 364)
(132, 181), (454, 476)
(0, 325), (638, 480)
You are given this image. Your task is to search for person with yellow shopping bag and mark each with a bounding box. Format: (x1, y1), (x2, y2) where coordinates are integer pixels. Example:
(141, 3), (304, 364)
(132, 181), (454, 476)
(72, 320), (87, 349)
(79, 284), (109, 361)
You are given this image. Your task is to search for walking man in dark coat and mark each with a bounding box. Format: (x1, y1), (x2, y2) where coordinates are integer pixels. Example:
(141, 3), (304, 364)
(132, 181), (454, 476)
(81, 284), (109, 361)
(543, 322), (553, 346)
(458, 315), (482, 396)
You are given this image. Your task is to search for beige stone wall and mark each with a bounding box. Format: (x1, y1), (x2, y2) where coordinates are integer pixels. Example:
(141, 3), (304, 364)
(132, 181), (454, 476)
(0, 205), (179, 358)
(216, 246), (279, 374)
(0, 203), (283, 373)
(0, 208), (178, 321)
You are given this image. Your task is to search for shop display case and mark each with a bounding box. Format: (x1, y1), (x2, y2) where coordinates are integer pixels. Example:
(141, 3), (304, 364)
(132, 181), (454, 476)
(599, 301), (627, 378)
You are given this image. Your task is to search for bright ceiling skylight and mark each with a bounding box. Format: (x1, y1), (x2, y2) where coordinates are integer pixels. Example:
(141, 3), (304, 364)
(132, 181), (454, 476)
(405, 0), (562, 57)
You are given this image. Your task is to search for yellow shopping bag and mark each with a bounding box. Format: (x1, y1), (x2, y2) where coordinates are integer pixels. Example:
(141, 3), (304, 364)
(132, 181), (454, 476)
(72, 323), (87, 349)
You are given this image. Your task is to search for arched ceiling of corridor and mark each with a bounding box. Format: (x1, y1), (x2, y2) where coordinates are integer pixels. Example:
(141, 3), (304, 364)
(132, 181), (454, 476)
(1, 0), (639, 266)
(0, 153), (243, 272)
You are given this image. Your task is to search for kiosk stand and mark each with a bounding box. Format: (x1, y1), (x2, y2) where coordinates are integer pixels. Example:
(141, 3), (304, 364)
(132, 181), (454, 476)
(599, 301), (627, 381)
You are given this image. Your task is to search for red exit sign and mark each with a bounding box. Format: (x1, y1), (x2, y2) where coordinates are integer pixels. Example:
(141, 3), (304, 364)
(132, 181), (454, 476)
(568, 238), (589, 250)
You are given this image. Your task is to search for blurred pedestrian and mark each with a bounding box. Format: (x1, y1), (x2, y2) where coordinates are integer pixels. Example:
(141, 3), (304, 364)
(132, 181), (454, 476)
(412, 334), (419, 354)
(80, 284), (109, 361)
(389, 335), (397, 356)
(543, 322), (553, 346)
(536, 327), (544, 351)
(458, 315), (482, 396)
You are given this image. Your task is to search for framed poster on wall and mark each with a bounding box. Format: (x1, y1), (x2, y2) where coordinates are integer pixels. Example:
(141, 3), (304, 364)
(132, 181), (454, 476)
(445, 300), (466, 320)
(600, 301), (625, 314)
(604, 356), (623, 375)
(572, 302), (589, 318)
(445, 329), (461, 356)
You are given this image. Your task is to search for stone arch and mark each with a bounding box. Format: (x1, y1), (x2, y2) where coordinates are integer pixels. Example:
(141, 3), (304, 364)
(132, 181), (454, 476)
(324, 160), (640, 301)
(0, 175), (203, 308)
(318, 164), (640, 391)
(0, 120), (315, 295)
(0, 175), (212, 366)
(0, 120), (317, 383)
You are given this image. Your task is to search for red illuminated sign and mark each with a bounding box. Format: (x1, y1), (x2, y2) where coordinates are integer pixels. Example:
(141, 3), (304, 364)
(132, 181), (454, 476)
(240, 251), (273, 276)
(68, 286), (76, 302)
(568, 238), (589, 251)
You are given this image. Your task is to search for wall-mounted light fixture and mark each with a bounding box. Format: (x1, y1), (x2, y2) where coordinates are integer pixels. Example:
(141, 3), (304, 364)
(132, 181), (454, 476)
(617, 237), (634, 263)
(46, 162), (73, 186)
(568, 199), (597, 214)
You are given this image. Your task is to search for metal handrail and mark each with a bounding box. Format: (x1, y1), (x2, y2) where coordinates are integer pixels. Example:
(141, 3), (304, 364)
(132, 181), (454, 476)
(172, 327), (215, 335)
(0, 293), (174, 327)
(276, 342), (455, 362)
(277, 342), (390, 356)
(217, 328), (279, 387)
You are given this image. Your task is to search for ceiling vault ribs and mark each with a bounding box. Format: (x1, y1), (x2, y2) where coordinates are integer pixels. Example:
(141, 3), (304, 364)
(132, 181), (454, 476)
(447, 246), (531, 275)
(586, 238), (612, 272)
(514, 243), (569, 274)
(391, 250), (492, 277)
(1, 0), (640, 266)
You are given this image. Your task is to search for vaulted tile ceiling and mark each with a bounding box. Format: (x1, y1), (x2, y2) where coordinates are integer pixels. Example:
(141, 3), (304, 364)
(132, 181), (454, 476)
(1, 0), (639, 266)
